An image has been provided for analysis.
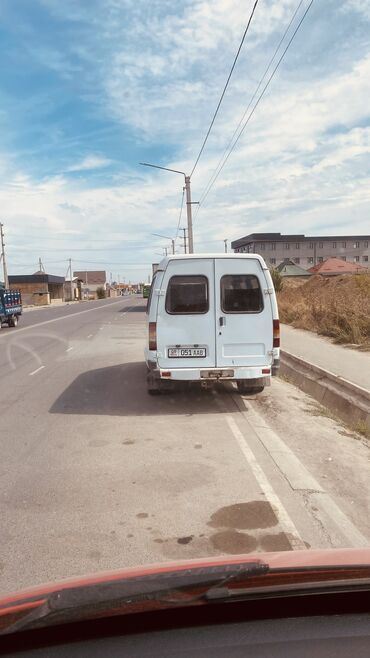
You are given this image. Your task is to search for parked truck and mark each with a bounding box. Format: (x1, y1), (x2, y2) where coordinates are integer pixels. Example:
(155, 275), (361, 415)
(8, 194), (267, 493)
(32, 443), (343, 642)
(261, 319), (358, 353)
(0, 288), (22, 328)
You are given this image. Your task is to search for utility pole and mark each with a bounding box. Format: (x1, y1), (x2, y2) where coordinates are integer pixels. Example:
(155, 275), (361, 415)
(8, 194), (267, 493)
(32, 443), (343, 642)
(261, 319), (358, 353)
(0, 223), (9, 288)
(181, 228), (187, 254)
(69, 258), (73, 301)
(224, 239), (228, 253)
(184, 176), (194, 254)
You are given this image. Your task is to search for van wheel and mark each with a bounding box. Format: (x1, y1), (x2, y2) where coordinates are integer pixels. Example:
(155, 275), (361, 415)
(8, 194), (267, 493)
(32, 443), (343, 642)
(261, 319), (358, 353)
(237, 381), (264, 395)
(9, 316), (18, 327)
(251, 386), (264, 394)
(147, 372), (161, 395)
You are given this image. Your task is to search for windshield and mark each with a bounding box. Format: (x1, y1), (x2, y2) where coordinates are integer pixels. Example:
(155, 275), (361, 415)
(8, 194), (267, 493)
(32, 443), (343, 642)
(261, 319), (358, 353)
(1, 0), (370, 610)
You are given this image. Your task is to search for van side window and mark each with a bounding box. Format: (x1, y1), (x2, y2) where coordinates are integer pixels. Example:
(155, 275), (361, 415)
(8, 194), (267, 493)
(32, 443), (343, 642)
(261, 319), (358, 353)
(166, 275), (208, 314)
(146, 274), (157, 314)
(221, 275), (263, 313)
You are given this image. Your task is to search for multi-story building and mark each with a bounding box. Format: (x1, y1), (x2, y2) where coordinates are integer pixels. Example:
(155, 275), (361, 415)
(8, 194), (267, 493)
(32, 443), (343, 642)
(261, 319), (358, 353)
(231, 233), (370, 270)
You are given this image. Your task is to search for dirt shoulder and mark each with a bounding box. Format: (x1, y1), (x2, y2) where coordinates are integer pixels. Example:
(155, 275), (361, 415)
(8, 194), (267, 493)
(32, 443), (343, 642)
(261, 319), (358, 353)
(277, 273), (370, 350)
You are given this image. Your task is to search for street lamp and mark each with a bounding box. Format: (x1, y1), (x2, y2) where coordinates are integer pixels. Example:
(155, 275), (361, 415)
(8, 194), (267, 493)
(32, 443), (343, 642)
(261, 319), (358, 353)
(139, 162), (196, 253)
(152, 233), (175, 255)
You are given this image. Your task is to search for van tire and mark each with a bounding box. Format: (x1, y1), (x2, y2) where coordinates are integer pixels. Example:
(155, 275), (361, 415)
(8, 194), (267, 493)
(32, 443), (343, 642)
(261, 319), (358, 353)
(147, 371), (161, 395)
(8, 316), (18, 328)
(237, 381), (264, 395)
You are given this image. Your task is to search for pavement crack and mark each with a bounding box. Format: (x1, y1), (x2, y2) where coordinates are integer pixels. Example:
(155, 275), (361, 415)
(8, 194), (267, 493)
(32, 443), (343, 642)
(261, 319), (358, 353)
(301, 492), (336, 548)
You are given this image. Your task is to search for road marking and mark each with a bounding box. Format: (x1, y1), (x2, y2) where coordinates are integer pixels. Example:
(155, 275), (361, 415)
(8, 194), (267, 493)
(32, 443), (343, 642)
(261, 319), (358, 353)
(29, 365), (45, 376)
(0, 299), (134, 340)
(87, 334), (93, 339)
(224, 414), (306, 550)
(236, 394), (369, 547)
(66, 347), (73, 352)
(236, 399), (324, 493)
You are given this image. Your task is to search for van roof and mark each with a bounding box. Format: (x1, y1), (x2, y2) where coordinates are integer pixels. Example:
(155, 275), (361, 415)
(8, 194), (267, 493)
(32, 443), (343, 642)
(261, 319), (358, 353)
(157, 253), (268, 270)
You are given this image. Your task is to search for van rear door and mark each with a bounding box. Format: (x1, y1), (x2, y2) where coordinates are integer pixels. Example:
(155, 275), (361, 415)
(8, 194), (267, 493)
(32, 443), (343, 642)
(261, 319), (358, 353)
(214, 258), (273, 368)
(156, 258), (216, 369)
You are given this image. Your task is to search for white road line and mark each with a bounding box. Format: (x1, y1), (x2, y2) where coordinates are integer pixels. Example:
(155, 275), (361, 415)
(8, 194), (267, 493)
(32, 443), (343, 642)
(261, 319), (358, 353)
(224, 414), (306, 550)
(238, 395), (369, 548)
(29, 365), (45, 376)
(66, 347), (73, 352)
(87, 334), (93, 339)
(0, 299), (133, 340)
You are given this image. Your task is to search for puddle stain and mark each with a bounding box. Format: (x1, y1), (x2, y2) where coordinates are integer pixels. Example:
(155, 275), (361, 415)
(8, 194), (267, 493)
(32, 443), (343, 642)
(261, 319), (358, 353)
(122, 440), (135, 445)
(259, 533), (291, 552)
(208, 501), (278, 530)
(210, 530), (258, 554)
(136, 512), (149, 519)
(177, 536), (193, 545)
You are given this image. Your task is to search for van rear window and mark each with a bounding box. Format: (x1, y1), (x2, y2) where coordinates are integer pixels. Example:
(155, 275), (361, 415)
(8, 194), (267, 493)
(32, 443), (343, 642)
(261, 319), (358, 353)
(221, 275), (263, 313)
(166, 275), (208, 314)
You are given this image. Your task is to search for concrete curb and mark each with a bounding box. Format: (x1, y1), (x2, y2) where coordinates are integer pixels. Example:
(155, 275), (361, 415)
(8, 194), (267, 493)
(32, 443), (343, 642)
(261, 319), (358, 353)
(280, 350), (370, 433)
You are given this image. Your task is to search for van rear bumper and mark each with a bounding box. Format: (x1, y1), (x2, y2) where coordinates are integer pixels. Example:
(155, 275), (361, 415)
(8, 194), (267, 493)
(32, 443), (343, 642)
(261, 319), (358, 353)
(157, 366), (271, 383)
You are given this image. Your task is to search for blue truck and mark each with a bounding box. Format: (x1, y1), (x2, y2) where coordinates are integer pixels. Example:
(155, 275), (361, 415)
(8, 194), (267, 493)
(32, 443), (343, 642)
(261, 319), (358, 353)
(0, 288), (22, 328)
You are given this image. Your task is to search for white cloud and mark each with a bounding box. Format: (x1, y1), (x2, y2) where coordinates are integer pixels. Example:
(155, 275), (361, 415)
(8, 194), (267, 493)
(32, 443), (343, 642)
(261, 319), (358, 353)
(65, 155), (113, 172)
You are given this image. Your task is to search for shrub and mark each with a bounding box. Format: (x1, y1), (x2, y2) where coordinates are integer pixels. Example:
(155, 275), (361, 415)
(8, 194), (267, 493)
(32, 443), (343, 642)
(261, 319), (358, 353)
(96, 286), (106, 299)
(270, 268), (284, 292)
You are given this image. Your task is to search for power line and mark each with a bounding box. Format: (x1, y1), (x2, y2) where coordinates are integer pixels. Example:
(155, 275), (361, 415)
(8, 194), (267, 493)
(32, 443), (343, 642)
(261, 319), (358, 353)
(190, 0), (260, 177)
(197, 0), (306, 211)
(195, 0), (314, 213)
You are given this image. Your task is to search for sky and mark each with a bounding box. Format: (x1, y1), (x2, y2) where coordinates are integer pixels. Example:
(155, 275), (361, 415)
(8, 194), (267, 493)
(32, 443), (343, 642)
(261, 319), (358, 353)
(0, 0), (369, 280)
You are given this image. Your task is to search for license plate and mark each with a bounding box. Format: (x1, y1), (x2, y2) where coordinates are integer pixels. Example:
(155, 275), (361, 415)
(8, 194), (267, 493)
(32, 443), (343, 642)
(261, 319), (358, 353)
(201, 369), (234, 378)
(168, 347), (206, 358)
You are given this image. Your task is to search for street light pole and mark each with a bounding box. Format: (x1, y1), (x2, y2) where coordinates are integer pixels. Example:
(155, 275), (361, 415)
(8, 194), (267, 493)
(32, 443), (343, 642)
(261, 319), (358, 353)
(224, 239), (228, 253)
(152, 233), (175, 255)
(140, 162), (195, 253)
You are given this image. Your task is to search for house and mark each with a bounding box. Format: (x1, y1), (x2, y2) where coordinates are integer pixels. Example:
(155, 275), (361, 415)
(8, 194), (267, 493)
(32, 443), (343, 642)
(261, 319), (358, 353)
(275, 259), (312, 278)
(8, 271), (65, 306)
(308, 257), (368, 276)
(64, 277), (83, 302)
(73, 270), (107, 299)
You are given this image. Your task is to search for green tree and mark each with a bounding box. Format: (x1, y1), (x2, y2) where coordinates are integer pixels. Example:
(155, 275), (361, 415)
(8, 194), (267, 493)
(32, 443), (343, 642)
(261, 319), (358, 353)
(96, 286), (106, 299)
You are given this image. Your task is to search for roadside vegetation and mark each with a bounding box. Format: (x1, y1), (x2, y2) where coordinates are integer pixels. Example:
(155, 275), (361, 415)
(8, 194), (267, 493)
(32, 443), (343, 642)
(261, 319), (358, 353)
(277, 273), (370, 348)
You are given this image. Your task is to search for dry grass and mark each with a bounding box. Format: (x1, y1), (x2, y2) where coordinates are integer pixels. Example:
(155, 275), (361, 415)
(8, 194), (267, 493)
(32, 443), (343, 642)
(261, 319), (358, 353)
(278, 273), (370, 348)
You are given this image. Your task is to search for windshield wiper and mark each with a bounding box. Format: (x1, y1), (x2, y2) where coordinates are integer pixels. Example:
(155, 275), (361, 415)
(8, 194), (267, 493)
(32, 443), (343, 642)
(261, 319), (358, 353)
(1, 561), (270, 635)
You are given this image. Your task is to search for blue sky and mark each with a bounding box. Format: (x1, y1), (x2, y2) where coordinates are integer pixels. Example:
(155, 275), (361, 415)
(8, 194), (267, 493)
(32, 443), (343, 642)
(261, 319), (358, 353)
(1, 0), (370, 279)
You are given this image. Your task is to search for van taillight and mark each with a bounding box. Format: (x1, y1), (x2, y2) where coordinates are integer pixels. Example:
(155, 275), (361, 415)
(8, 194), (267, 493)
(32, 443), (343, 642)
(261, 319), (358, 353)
(273, 319), (280, 348)
(149, 322), (157, 350)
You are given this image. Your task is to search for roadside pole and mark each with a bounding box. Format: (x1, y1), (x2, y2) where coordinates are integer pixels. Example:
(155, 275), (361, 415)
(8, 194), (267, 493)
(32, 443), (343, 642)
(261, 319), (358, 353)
(185, 176), (194, 253)
(69, 258), (73, 301)
(182, 228), (187, 254)
(0, 222), (9, 288)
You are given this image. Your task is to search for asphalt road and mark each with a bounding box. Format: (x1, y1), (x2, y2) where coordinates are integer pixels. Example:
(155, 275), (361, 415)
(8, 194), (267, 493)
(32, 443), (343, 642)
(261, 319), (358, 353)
(1, 297), (370, 596)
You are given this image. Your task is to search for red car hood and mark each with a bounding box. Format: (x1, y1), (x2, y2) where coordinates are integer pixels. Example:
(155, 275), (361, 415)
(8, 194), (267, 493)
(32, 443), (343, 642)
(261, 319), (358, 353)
(1, 548), (370, 631)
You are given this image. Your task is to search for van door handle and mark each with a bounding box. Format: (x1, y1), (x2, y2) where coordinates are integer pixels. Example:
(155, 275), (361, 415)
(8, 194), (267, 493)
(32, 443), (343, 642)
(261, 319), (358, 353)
(219, 316), (226, 326)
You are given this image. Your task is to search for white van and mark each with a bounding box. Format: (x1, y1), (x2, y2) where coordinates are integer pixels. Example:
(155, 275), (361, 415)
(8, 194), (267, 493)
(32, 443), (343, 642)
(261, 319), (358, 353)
(144, 254), (280, 394)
